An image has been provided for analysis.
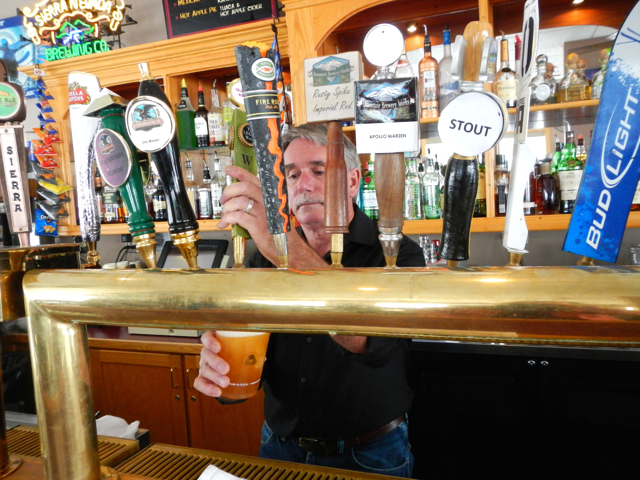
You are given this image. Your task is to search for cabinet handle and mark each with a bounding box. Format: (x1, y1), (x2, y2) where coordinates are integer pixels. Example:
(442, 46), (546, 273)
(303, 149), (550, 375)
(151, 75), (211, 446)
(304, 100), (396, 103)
(170, 368), (178, 388)
(540, 360), (549, 367)
(527, 360), (536, 366)
(186, 368), (196, 389)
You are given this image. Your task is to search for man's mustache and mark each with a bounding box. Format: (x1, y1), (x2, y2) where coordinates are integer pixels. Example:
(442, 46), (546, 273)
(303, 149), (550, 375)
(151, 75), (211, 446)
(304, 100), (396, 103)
(293, 194), (324, 209)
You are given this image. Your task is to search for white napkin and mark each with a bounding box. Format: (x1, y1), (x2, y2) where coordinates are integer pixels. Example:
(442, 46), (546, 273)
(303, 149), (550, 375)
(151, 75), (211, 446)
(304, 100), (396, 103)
(95, 415), (140, 440)
(197, 465), (244, 480)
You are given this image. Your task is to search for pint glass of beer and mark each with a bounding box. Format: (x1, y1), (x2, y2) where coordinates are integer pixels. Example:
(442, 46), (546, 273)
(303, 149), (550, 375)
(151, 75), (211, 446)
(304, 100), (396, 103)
(215, 331), (270, 400)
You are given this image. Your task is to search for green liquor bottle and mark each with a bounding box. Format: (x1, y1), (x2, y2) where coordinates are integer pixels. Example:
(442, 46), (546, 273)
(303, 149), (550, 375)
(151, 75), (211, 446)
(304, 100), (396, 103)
(423, 157), (441, 219)
(403, 155), (422, 220)
(557, 130), (583, 214)
(550, 136), (562, 174)
(176, 78), (197, 149)
(362, 156), (379, 220)
(474, 154), (487, 217)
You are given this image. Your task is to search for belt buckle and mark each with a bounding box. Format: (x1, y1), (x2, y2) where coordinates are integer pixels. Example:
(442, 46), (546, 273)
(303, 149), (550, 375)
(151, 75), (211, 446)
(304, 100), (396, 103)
(298, 437), (327, 455)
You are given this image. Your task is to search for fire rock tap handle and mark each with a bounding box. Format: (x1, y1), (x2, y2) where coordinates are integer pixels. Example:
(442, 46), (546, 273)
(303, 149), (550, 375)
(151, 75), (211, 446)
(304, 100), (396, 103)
(375, 153), (405, 268)
(324, 121), (350, 267)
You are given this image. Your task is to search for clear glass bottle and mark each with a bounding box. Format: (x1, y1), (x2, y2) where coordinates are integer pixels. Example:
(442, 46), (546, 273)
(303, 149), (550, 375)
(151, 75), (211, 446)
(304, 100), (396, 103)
(493, 35), (518, 109)
(422, 157), (441, 219)
(576, 134), (587, 164)
(194, 85), (210, 148)
(395, 46), (414, 78)
(556, 130), (583, 214)
(591, 48), (610, 100)
(184, 155), (200, 218)
(176, 78), (197, 149)
(199, 157), (213, 220)
(362, 156), (379, 220)
(208, 81), (226, 146)
(419, 25), (439, 119)
(404, 155), (422, 220)
(439, 24), (459, 111)
(576, 59), (591, 100)
(210, 152), (226, 219)
(474, 154), (487, 217)
(536, 160), (558, 214)
(544, 62), (558, 103)
(494, 154), (509, 217)
(530, 54), (555, 105)
(558, 53), (590, 103)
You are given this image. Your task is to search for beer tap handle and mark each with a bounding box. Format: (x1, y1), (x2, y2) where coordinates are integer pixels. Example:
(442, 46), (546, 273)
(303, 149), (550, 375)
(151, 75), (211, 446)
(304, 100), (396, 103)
(324, 121), (349, 267)
(375, 153), (405, 268)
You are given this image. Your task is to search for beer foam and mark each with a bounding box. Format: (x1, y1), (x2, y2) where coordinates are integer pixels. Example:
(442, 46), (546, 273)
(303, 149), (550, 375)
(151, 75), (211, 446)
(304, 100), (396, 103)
(216, 330), (268, 338)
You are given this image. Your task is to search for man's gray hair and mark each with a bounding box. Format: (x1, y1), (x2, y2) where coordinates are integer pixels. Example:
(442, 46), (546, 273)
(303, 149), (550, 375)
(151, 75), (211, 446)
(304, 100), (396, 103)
(282, 123), (361, 173)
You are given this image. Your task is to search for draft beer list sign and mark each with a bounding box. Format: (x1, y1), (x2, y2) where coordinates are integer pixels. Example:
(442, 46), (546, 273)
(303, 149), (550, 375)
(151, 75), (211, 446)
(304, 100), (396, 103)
(163, 0), (276, 38)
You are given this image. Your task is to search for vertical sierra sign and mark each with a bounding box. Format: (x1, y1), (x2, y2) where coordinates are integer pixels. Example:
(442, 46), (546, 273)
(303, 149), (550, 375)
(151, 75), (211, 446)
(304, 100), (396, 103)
(163, 0), (276, 38)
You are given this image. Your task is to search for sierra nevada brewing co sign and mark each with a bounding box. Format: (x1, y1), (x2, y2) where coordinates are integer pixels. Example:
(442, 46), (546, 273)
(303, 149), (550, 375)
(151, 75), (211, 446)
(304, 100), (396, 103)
(163, 0), (276, 38)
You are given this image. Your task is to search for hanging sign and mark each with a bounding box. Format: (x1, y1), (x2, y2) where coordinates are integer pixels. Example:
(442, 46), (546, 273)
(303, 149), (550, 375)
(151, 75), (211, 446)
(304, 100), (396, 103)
(163, 0), (276, 39)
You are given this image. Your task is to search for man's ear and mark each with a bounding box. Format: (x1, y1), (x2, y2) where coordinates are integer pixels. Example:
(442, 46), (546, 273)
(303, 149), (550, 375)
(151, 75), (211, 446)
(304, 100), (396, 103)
(347, 168), (361, 199)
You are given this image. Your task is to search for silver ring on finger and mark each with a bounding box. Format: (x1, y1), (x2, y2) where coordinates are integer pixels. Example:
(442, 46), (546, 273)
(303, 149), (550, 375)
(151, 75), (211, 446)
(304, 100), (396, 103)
(244, 199), (255, 214)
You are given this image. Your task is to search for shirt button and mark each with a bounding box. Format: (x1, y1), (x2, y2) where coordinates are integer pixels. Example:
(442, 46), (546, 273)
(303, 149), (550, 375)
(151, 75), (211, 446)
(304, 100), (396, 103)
(306, 337), (312, 343)
(301, 377), (307, 383)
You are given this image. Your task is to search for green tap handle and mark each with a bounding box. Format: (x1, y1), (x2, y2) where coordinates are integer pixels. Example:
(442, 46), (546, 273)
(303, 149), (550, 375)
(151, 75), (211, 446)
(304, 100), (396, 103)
(98, 106), (155, 237)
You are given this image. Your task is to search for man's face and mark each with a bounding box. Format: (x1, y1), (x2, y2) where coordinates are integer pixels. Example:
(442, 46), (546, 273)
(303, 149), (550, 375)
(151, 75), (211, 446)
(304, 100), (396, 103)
(284, 138), (327, 228)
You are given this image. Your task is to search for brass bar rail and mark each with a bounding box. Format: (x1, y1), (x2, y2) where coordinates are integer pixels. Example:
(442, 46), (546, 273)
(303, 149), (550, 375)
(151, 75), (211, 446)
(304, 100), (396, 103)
(23, 266), (640, 480)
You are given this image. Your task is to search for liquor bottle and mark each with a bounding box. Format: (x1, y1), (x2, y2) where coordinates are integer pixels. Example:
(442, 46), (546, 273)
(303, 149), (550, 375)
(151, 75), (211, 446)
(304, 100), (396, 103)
(474, 154), (487, 217)
(536, 160), (558, 214)
(94, 166), (104, 223)
(210, 152), (226, 219)
(403, 154), (422, 220)
(103, 185), (124, 224)
(184, 155), (200, 218)
(153, 182), (167, 221)
(530, 55), (555, 105)
(591, 48), (610, 100)
(439, 25), (459, 111)
(199, 157), (213, 220)
(494, 154), (509, 217)
(576, 59), (591, 100)
(550, 136), (562, 174)
(176, 78), (197, 149)
(558, 53), (590, 103)
(576, 134), (587, 164)
(194, 85), (210, 148)
(544, 62), (558, 103)
(493, 35), (518, 108)
(208, 81), (225, 146)
(395, 46), (414, 78)
(362, 156), (379, 220)
(523, 168), (536, 216)
(422, 157), (441, 219)
(419, 25), (439, 119)
(556, 130), (583, 214)
(222, 82), (235, 145)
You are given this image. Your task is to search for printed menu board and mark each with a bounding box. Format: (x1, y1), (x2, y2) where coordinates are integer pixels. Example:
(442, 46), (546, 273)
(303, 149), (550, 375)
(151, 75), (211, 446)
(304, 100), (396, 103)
(163, 0), (276, 38)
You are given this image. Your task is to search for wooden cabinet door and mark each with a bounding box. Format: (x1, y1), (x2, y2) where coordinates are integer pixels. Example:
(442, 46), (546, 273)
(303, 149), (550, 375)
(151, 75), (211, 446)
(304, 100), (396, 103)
(184, 354), (264, 456)
(90, 349), (189, 446)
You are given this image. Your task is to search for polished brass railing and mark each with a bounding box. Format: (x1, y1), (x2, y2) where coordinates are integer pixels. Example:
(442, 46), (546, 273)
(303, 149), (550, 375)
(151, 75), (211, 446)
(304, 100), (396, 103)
(22, 265), (640, 480)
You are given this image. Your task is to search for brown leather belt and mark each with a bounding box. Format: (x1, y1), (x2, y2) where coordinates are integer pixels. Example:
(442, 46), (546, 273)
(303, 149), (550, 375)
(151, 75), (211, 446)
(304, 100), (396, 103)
(297, 416), (404, 455)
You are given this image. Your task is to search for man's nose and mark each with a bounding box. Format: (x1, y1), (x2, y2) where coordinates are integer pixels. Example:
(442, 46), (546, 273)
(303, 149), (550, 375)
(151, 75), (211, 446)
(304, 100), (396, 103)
(296, 170), (317, 192)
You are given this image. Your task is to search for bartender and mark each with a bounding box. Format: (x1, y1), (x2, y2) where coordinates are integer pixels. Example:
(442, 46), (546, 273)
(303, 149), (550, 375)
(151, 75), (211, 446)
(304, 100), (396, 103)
(195, 124), (425, 477)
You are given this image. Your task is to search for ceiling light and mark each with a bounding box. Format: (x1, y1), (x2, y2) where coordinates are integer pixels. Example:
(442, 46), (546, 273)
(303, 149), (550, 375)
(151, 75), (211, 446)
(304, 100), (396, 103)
(573, 0), (584, 4)
(406, 22), (418, 33)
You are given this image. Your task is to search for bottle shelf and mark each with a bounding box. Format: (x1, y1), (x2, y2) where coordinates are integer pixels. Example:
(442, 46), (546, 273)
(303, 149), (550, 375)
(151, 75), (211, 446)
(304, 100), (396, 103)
(342, 99), (600, 134)
(59, 211), (640, 237)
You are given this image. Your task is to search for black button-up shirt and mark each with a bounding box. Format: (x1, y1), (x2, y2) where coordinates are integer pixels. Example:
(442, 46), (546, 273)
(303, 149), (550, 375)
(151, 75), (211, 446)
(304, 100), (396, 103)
(248, 205), (426, 439)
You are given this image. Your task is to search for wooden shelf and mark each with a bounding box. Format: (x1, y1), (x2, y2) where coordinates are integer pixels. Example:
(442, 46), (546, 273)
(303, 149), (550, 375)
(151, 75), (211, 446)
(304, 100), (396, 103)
(58, 212), (640, 237)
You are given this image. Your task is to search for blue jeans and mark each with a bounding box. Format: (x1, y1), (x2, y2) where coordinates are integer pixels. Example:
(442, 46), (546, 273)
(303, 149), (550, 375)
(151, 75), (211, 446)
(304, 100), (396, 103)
(258, 418), (414, 478)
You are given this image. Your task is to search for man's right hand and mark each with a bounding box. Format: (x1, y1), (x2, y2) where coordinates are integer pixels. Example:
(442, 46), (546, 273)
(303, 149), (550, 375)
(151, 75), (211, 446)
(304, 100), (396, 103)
(194, 331), (231, 398)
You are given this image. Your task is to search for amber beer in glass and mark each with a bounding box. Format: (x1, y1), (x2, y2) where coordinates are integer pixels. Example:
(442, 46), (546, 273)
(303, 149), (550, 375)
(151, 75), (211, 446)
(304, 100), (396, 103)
(215, 331), (270, 400)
